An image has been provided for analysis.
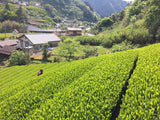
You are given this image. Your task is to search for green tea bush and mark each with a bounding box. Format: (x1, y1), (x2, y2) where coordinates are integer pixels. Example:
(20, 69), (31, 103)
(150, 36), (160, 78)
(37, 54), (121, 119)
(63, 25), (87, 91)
(1, 43), (160, 119)
(118, 43), (160, 120)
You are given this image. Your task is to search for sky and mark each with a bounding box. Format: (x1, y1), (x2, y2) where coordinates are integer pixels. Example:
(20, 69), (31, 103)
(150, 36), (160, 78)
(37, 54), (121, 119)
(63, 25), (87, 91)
(123, 0), (134, 2)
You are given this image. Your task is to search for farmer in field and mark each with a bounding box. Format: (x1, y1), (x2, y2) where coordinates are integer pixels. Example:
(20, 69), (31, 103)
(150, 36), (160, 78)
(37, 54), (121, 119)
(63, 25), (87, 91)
(37, 69), (43, 76)
(95, 52), (99, 57)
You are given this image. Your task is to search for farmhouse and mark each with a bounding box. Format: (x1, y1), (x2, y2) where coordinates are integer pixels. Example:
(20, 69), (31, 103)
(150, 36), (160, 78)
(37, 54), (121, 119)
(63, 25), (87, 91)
(0, 46), (20, 60)
(18, 34), (61, 54)
(0, 40), (21, 60)
(66, 28), (82, 36)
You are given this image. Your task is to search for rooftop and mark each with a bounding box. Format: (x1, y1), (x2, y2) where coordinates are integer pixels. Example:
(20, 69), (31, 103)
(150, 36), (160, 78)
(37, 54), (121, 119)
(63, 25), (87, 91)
(0, 40), (18, 47)
(67, 28), (82, 31)
(20, 34), (61, 45)
(0, 46), (18, 55)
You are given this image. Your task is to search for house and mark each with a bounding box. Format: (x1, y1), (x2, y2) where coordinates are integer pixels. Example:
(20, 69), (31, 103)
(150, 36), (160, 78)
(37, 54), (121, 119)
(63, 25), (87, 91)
(66, 28), (82, 36)
(0, 46), (20, 60)
(0, 40), (18, 48)
(18, 34), (61, 54)
(12, 29), (19, 35)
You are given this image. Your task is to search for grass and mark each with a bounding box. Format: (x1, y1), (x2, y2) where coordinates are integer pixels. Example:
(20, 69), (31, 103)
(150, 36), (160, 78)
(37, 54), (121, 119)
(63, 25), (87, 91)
(0, 33), (17, 40)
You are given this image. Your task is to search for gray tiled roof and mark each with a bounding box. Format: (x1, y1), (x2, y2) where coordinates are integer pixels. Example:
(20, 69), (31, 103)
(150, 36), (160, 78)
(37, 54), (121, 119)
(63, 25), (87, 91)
(25, 34), (61, 45)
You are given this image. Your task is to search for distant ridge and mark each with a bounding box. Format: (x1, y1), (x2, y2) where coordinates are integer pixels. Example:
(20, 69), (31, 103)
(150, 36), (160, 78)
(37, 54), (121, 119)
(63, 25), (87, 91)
(81, 0), (128, 17)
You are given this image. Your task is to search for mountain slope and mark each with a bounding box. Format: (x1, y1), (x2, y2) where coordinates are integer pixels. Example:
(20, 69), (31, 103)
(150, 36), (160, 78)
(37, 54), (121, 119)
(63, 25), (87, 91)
(81, 0), (128, 17)
(0, 0), (98, 30)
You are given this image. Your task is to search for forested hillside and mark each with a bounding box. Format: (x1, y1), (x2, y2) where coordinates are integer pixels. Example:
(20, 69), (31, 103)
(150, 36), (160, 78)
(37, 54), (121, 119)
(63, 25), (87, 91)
(0, 0), (98, 32)
(81, 0), (128, 17)
(86, 0), (160, 52)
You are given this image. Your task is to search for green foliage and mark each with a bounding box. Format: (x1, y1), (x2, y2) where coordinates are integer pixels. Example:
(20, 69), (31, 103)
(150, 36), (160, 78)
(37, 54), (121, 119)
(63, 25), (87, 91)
(0, 0), (98, 30)
(79, 20), (152, 49)
(0, 46), (138, 119)
(1, 43), (160, 119)
(44, 4), (57, 18)
(42, 44), (50, 62)
(76, 2), (97, 22)
(111, 41), (139, 53)
(101, 20), (152, 47)
(26, 6), (47, 16)
(118, 43), (160, 120)
(83, 48), (98, 58)
(0, 3), (27, 23)
(0, 20), (27, 33)
(0, 4), (16, 22)
(144, 6), (160, 39)
(8, 50), (28, 66)
(55, 38), (77, 62)
(76, 36), (103, 46)
(0, 33), (17, 40)
(91, 17), (114, 33)
(42, 0), (98, 22)
(15, 5), (28, 23)
(156, 27), (160, 41)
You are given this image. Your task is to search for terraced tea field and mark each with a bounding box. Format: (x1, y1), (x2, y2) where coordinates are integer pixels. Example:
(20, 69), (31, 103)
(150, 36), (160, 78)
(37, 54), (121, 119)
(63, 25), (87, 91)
(0, 43), (160, 119)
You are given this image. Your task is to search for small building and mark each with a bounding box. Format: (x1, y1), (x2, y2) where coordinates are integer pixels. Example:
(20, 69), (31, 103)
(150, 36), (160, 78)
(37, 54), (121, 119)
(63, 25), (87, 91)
(0, 46), (20, 60)
(12, 29), (19, 35)
(18, 34), (61, 54)
(66, 28), (82, 36)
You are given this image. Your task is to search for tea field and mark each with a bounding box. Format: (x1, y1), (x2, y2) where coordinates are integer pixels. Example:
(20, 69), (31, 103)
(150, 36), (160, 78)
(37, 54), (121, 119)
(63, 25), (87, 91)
(0, 43), (160, 119)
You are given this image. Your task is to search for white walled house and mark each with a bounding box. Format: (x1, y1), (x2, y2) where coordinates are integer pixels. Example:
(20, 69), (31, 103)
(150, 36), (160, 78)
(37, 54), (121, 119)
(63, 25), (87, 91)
(18, 34), (61, 55)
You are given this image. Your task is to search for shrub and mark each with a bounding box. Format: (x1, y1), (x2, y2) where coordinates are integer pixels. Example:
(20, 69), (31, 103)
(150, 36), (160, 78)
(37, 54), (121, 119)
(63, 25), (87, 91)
(76, 36), (102, 46)
(83, 48), (98, 58)
(111, 41), (139, 53)
(9, 50), (28, 66)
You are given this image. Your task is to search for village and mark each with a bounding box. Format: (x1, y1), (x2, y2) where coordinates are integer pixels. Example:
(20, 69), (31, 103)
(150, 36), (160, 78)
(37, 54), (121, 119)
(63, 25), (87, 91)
(0, 27), (88, 57)
(0, 0), (96, 63)
(0, 17), (97, 68)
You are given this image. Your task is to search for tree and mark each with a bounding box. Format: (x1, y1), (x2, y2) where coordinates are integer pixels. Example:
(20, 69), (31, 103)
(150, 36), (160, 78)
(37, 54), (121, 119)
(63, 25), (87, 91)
(16, 5), (28, 23)
(42, 44), (50, 62)
(0, 3), (16, 22)
(44, 4), (56, 17)
(145, 6), (160, 41)
(83, 48), (98, 58)
(0, 20), (26, 33)
(57, 38), (77, 62)
(156, 27), (160, 42)
(5, 2), (10, 11)
(96, 17), (113, 32)
(118, 10), (125, 21)
(9, 50), (28, 66)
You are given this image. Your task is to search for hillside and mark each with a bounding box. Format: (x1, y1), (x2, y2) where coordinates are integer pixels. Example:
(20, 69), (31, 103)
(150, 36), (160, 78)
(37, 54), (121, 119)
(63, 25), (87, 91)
(85, 0), (160, 53)
(0, 0), (98, 31)
(0, 43), (160, 119)
(40, 0), (98, 22)
(81, 0), (128, 17)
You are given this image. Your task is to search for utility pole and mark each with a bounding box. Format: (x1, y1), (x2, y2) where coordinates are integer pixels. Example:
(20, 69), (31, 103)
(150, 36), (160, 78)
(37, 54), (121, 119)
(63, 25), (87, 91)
(23, 16), (25, 34)
(5, 21), (6, 39)
(25, 41), (30, 65)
